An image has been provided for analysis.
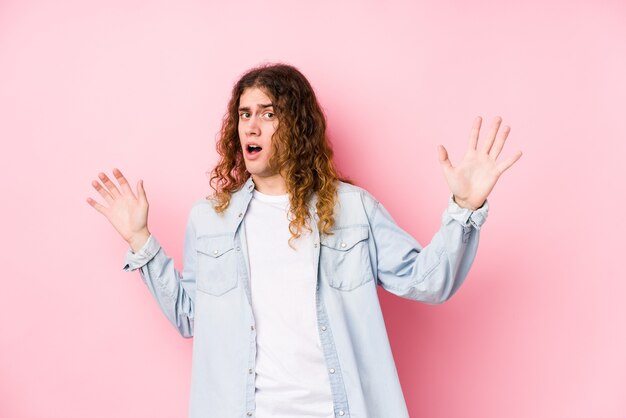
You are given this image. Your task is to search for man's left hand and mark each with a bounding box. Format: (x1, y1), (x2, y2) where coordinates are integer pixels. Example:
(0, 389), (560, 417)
(438, 116), (523, 210)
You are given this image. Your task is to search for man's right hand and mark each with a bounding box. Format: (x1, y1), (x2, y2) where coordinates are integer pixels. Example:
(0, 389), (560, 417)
(86, 168), (150, 253)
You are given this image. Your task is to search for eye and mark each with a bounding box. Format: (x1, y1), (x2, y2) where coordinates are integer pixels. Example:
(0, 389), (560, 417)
(239, 112), (250, 119)
(262, 111), (275, 120)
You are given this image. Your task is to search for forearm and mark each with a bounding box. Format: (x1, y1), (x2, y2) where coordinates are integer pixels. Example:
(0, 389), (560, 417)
(421, 212), (482, 303)
(123, 235), (195, 337)
(373, 195), (488, 303)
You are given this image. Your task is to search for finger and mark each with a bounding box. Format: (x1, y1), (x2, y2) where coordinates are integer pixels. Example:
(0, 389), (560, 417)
(489, 125), (511, 160)
(496, 150), (523, 173)
(438, 144), (453, 171)
(481, 116), (502, 154)
(468, 116), (482, 150)
(98, 172), (121, 198)
(86, 197), (108, 215)
(113, 168), (136, 198)
(92, 179), (114, 203)
(137, 179), (147, 204)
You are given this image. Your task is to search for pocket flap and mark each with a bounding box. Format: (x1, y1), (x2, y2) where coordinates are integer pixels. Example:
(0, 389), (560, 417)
(321, 226), (369, 251)
(195, 235), (234, 258)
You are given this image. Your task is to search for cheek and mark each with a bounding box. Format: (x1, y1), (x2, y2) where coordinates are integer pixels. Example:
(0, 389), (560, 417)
(238, 126), (245, 146)
(266, 124), (277, 143)
(268, 125), (279, 151)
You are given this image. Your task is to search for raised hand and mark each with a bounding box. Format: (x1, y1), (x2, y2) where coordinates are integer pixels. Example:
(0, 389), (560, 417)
(86, 168), (150, 252)
(438, 116), (522, 210)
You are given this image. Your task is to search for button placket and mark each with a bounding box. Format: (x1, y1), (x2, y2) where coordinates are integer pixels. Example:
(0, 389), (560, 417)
(311, 201), (350, 417)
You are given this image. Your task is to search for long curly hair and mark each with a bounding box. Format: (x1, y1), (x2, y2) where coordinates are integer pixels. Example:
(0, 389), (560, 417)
(209, 63), (348, 242)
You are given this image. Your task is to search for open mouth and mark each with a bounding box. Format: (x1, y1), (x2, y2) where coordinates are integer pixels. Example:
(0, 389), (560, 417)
(247, 144), (262, 154)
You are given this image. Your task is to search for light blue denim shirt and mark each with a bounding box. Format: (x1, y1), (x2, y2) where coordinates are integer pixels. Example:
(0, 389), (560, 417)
(123, 177), (488, 418)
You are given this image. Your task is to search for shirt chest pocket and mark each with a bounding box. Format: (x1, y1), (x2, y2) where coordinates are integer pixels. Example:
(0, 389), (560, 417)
(195, 235), (238, 296)
(320, 225), (374, 291)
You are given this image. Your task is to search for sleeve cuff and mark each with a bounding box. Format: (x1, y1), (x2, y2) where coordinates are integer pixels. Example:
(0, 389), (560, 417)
(122, 234), (161, 272)
(445, 195), (489, 229)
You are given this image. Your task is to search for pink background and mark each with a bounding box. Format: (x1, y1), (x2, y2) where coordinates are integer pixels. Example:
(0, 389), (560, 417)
(1, 0), (624, 417)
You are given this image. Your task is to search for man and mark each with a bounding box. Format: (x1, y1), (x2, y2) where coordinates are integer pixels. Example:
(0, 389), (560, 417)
(87, 63), (521, 418)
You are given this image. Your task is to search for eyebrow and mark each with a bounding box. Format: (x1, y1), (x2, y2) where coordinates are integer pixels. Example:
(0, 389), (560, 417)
(238, 103), (274, 112)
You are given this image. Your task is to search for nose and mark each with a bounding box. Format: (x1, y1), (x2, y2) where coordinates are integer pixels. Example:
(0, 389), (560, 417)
(246, 116), (261, 136)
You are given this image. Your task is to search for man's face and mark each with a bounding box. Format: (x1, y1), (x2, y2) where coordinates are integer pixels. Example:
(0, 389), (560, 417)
(238, 87), (279, 180)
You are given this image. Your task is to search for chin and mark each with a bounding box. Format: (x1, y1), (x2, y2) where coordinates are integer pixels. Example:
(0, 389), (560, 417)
(244, 163), (271, 177)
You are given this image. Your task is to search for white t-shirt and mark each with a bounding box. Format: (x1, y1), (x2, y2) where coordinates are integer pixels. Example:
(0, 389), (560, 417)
(244, 190), (334, 418)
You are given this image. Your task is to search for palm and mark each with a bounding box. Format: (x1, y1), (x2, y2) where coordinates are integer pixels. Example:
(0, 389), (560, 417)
(106, 188), (147, 241)
(87, 168), (149, 243)
(439, 117), (522, 210)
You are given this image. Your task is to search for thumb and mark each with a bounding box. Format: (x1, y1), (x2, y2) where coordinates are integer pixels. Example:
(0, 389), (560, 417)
(438, 145), (453, 171)
(137, 179), (148, 203)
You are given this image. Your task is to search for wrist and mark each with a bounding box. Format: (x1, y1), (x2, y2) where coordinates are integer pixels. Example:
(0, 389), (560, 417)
(453, 195), (482, 211)
(128, 229), (150, 253)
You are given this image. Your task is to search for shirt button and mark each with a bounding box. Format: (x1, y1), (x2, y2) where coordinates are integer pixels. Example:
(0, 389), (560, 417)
(321, 326), (327, 331)
(338, 411), (345, 416)
(247, 412), (252, 416)
(329, 368), (335, 374)
(236, 246), (241, 251)
(213, 250), (218, 255)
(314, 243), (318, 248)
(340, 242), (346, 248)
(251, 325), (255, 331)
(238, 212), (243, 217)
(249, 368), (254, 374)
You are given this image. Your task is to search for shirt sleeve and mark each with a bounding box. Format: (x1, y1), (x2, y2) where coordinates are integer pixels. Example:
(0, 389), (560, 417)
(122, 234), (161, 272)
(445, 194), (489, 230)
(119, 206), (197, 338)
(368, 193), (489, 304)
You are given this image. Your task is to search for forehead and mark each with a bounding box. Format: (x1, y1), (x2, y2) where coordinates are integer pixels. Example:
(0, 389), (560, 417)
(239, 87), (272, 107)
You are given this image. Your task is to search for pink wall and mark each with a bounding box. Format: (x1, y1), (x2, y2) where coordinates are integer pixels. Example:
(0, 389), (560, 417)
(1, 0), (624, 417)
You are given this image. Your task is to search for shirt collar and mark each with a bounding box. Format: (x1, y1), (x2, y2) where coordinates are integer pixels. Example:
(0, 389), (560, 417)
(244, 176), (255, 193)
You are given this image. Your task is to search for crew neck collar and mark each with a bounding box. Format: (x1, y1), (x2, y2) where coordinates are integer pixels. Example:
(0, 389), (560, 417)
(252, 189), (289, 203)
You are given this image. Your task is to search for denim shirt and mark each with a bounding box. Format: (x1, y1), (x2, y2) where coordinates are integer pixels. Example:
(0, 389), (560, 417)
(123, 177), (488, 418)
